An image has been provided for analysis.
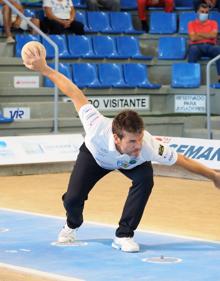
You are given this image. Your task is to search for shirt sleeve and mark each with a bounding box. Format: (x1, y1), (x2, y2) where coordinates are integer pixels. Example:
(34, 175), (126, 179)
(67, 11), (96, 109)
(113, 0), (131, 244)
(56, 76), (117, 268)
(78, 103), (104, 135)
(149, 135), (178, 165)
(43, 0), (51, 7)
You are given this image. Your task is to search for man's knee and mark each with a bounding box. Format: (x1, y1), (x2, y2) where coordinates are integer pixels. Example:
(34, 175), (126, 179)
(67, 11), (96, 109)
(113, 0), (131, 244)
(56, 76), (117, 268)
(63, 193), (85, 210)
(133, 172), (154, 190)
(165, 0), (174, 5)
(2, 4), (11, 16)
(212, 46), (220, 56)
(188, 46), (199, 58)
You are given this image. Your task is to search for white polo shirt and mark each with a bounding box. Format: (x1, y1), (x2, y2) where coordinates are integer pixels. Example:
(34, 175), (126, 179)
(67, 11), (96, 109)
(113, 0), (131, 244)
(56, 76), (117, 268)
(43, 0), (73, 20)
(79, 104), (178, 170)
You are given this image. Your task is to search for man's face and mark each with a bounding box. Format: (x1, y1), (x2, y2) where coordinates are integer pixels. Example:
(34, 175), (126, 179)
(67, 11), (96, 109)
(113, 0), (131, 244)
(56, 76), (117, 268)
(114, 130), (144, 157)
(198, 6), (209, 13)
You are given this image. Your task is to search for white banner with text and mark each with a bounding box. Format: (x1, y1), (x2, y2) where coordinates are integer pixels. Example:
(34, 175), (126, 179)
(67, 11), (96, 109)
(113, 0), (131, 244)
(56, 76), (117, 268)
(0, 134), (219, 170)
(0, 134), (84, 165)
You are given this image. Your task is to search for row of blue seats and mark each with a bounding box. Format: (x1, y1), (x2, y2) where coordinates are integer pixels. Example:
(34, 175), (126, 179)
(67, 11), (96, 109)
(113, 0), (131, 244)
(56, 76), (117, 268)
(21, 0), (194, 10)
(45, 62), (201, 89)
(23, 10), (220, 34)
(17, 34), (211, 61)
(148, 11), (220, 34)
(24, 11), (141, 34)
(15, 34), (152, 59)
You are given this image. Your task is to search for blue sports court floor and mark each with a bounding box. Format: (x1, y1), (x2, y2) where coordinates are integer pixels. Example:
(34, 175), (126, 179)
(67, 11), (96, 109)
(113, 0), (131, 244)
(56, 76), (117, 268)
(0, 208), (220, 281)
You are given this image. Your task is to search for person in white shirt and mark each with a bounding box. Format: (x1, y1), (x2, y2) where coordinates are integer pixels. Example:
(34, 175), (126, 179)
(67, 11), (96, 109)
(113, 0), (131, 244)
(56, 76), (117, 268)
(0, 0), (40, 43)
(86, 0), (120, 11)
(41, 0), (84, 34)
(22, 44), (220, 253)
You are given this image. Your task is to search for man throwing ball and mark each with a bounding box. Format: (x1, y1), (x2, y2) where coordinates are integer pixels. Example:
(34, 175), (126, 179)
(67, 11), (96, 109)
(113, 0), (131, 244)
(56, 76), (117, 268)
(22, 42), (220, 252)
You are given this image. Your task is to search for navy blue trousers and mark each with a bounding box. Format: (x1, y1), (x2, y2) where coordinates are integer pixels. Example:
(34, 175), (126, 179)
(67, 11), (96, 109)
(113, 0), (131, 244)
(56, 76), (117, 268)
(188, 43), (220, 75)
(62, 143), (154, 237)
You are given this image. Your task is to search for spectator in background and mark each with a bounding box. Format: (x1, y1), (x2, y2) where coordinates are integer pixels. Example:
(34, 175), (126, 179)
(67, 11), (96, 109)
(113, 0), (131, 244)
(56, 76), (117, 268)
(137, 0), (174, 32)
(0, 0), (40, 43)
(193, 0), (220, 11)
(86, 0), (120, 11)
(188, 3), (220, 84)
(41, 0), (84, 34)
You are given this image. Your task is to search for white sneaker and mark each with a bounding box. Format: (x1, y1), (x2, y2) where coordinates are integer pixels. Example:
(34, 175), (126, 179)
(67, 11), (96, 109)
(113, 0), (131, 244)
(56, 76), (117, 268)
(6, 36), (15, 44)
(57, 224), (76, 243)
(112, 237), (140, 252)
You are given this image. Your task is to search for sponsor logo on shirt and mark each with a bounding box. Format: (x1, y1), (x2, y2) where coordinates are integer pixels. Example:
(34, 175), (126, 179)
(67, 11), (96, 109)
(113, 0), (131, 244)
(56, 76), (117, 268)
(117, 159), (137, 168)
(158, 145), (164, 156)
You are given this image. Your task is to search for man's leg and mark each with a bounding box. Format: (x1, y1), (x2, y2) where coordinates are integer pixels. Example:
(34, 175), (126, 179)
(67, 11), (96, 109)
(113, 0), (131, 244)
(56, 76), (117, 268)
(188, 44), (202, 62)
(100, 0), (121, 11)
(116, 161), (154, 237)
(62, 143), (111, 229)
(163, 0), (174, 12)
(69, 20), (85, 35)
(2, 5), (14, 43)
(30, 18), (40, 34)
(137, 0), (149, 31)
(86, 0), (99, 10)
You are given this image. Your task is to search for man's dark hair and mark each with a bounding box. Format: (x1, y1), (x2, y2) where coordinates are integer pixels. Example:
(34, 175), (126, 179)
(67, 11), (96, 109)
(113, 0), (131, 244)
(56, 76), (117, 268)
(198, 3), (209, 11)
(112, 110), (144, 139)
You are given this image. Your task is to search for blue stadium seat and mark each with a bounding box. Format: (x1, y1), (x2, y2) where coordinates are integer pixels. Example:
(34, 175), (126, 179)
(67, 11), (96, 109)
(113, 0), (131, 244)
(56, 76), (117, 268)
(24, 8), (36, 17)
(98, 63), (130, 88)
(179, 12), (196, 34)
(44, 63), (71, 87)
(67, 35), (96, 58)
(175, 0), (193, 10)
(171, 63), (201, 88)
(75, 11), (90, 32)
(42, 35), (70, 58)
(109, 12), (142, 34)
(72, 63), (101, 88)
(209, 11), (220, 32)
(211, 83), (220, 89)
(123, 64), (161, 89)
(158, 37), (187, 59)
(87, 11), (111, 33)
(72, 0), (86, 8)
(15, 34), (41, 57)
(120, 0), (137, 10)
(0, 112), (13, 123)
(92, 36), (119, 58)
(116, 36), (152, 60)
(149, 12), (177, 34)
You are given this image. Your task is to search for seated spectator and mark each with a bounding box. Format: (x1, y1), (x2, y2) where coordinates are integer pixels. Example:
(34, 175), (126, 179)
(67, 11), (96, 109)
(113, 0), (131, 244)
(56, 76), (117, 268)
(41, 0), (84, 34)
(193, 0), (220, 11)
(86, 0), (120, 11)
(137, 0), (174, 32)
(0, 0), (40, 43)
(188, 3), (220, 83)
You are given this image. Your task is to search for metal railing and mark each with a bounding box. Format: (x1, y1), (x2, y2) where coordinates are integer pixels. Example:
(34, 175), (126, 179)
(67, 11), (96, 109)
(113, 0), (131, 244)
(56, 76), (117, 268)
(206, 53), (220, 139)
(2, 0), (59, 133)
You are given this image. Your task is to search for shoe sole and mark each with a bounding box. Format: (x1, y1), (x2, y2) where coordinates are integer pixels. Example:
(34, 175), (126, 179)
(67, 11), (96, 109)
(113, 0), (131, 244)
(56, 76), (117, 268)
(111, 242), (139, 253)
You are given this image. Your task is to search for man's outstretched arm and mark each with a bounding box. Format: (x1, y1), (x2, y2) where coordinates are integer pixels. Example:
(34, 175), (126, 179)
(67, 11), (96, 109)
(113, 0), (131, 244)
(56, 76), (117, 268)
(23, 45), (89, 112)
(175, 154), (220, 189)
